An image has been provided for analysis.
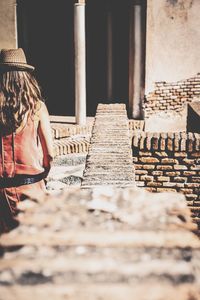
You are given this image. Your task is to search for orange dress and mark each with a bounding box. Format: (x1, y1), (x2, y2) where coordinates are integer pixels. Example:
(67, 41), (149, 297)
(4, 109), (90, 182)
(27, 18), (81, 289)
(0, 117), (46, 233)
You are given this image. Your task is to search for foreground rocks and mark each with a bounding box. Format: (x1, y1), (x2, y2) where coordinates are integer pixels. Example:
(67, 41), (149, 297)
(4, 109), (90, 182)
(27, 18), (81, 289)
(0, 187), (200, 300)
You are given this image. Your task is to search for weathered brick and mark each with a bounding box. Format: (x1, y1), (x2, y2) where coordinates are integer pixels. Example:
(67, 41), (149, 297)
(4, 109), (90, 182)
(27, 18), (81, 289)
(152, 171), (163, 176)
(133, 157), (138, 163)
(185, 194), (198, 201)
(183, 158), (195, 165)
(139, 157), (159, 164)
(180, 188), (194, 194)
(163, 182), (184, 188)
(191, 176), (200, 183)
(157, 188), (177, 193)
(157, 176), (170, 182)
(174, 152), (187, 158)
(154, 151), (168, 157)
(157, 165), (173, 170)
(140, 165), (156, 170)
(173, 177), (187, 183)
(139, 151), (152, 157)
(184, 183), (200, 188)
(183, 171), (197, 176)
(190, 165), (200, 171)
(173, 165), (188, 170)
(135, 170), (148, 175)
(136, 181), (145, 187)
(165, 171), (180, 176)
(190, 152), (200, 158)
(140, 175), (154, 181)
(147, 182), (162, 187)
(161, 158), (178, 164)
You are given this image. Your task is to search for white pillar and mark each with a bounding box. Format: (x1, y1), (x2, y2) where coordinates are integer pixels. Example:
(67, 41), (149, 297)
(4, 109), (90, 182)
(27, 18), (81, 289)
(107, 10), (113, 101)
(129, 3), (142, 119)
(14, 1), (18, 48)
(74, 1), (86, 125)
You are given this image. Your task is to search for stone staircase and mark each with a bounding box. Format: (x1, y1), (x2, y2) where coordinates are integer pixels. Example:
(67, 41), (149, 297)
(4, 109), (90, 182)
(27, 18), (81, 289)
(82, 104), (135, 188)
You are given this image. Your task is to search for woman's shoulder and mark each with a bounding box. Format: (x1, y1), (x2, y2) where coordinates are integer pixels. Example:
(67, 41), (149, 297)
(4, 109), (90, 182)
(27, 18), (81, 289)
(35, 101), (48, 119)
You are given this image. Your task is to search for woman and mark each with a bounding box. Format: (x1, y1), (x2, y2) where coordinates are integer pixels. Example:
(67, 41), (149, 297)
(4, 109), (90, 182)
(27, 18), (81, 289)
(0, 48), (54, 233)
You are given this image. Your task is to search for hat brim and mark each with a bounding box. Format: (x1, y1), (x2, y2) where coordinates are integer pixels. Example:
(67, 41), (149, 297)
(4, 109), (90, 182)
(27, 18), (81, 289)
(0, 62), (35, 71)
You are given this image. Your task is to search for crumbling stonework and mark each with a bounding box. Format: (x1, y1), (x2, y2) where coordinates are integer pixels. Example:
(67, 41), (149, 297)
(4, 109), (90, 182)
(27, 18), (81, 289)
(82, 104), (135, 188)
(145, 73), (200, 118)
(0, 187), (200, 300)
(51, 119), (93, 157)
(132, 132), (200, 228)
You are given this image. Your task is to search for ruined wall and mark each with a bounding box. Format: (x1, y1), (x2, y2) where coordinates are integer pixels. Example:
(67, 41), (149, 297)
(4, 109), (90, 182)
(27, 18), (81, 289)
(0, 0), (17, 49)
(145, 73), (200, 117)
(145, 0), (200, 94)
(132, 132), (200, 224)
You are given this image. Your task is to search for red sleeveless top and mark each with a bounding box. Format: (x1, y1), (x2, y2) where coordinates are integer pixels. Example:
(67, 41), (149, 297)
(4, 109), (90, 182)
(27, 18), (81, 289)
(0, 117), (44, 178)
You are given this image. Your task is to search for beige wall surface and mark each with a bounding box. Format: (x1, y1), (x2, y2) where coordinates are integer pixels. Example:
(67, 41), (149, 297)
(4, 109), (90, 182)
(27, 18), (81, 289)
(145, 0), (200, 93)
(0, 0), (17, 49)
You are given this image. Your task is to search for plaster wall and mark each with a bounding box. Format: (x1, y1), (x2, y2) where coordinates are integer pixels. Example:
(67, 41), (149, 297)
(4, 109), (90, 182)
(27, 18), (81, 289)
(145, 0), (200, 93)
(0, 0), (17, 49)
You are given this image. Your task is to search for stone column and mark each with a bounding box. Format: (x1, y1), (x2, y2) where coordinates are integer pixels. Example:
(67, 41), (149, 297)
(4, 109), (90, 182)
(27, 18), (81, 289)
(14, 1), (18, 48)
(107, 9), (113, 101)
(129, 1), (142, 119)
(74, 0), (86, 125)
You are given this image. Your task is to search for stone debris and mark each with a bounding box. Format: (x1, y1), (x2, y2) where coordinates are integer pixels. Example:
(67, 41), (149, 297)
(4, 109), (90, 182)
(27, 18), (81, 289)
(82, 104), (135, 188)
(46, 153), (87, 191)
(0, 187), (200, 300)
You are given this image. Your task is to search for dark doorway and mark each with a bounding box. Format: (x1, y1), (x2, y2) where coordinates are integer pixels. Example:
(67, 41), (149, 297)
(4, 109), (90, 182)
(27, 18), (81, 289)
(17, 0), (75, 116)
(86, 0), (130, 116)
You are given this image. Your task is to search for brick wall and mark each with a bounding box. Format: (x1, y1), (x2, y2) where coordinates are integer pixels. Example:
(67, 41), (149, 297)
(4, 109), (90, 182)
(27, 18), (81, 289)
(132, 132), (200, 225)
(145, 73), (200, 117)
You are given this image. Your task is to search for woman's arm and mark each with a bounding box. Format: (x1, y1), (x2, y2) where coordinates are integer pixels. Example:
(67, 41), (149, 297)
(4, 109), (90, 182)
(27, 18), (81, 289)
(37, 102), (54, 176)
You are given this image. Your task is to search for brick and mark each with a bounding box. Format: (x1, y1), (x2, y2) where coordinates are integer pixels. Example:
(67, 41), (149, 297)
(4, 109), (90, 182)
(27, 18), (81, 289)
(174, 152), (187, 158)
(154, 151), (168, 157)
(140, 175), (154, 181)
(191, 176), (200, 183)
(157, 165), (173, 170)
(185, 194), (198, 201)
(173, 165), (188, 170)
(145, 187), (157, 192)
(165, 171), (180, 177)
(157, 188), (177, 193)
(135, 170), (148, 175)
(140, 165), (156, 170)
(152, 171), (163, 176)
(136, 181), (145, 187)
(190, 165), (200, 171)
(133, 157), (138, 163)
(161, 158), (178, 164)
(183, 158), (195, 165)
(135, 175), (140, 181)
(183, 171), (197, 176)
(180, 188), (194, 194)
(184, 183), (200, 188)
(190, 152), (200, 158)
(163, 182), (184, 188)
(174, 176), (187, 183)
(157, 176), (170, 182)
(139, 157), (159, 164)
(147, 182), (162, 187)
(139, 151), (152, 156)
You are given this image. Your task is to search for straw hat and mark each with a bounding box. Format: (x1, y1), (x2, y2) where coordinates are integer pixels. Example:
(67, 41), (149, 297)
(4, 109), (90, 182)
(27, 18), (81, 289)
(0, 48), (35, 71)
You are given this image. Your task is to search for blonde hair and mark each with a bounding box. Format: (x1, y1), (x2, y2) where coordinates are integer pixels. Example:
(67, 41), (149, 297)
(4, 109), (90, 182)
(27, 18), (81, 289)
(0, 71), (43, 131)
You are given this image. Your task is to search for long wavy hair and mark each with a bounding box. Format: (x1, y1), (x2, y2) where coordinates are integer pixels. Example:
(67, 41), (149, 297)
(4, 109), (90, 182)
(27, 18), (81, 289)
(0, 71), (43, 132)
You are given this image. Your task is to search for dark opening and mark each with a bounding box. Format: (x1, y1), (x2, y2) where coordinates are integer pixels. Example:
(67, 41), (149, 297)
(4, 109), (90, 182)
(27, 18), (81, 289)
(17, 0), (75, 116)
(86, 0), (130, 116)
(17, 0), (146, 117)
